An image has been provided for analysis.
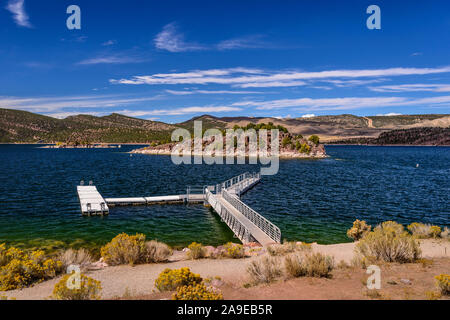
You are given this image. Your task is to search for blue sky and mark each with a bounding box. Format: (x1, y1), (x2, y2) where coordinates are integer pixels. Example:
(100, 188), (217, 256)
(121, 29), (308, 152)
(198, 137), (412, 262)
(0, 0), (449, 122)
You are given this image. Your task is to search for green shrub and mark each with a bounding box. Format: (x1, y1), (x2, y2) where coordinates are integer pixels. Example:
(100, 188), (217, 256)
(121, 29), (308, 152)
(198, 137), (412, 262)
(172, 283), (223, 300)
(299, 143), (311, 154)
(155, 267), (202, 292)
(52, 273), (102, 300)
(281, 136), (291, 148)
(308, 135), (320, 145)
(355, 221), (421, 263)
(187, 242), (207, 260)
(246, 256), (282, 284)
(347, 219), (372, 241)
(284, 253), (334, 278)
(0, 244), (63, 291)
(223, 242), (245, 259)
(435, 274), (450, 295)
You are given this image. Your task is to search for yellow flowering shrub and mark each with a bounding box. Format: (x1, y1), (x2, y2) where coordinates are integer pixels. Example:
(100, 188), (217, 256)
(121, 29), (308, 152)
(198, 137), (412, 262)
(172, 283), (223, 300)
(347, 219), (372, 241)
(187, 242), (206, 260)
(52, 273), (102, 300)
(429, 226), (442, 239)
(0, 244), (63, 291)
(223, 242), (245, 259)
(435, 274), (450, 295)
(100, 233), (147, 266)
(155, 267), (202, 292)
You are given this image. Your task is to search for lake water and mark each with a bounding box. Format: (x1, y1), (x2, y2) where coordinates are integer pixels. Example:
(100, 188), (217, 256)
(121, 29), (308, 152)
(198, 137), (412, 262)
(0, 144), (448, 250)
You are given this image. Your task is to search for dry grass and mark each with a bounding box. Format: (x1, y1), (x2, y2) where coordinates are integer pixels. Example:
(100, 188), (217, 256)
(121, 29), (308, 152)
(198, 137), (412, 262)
(58, 248), (93, 271)
(246, 256), (282, 284)
(407, 223), (442, 239)
(284, 252), (334, 278)
(144, 241), (172, 263)
(267, 241), (311, 256)
(441, 227), (450, 240)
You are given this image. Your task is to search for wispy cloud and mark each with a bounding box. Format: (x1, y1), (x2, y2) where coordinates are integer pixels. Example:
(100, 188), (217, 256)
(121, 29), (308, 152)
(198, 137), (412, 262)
(0, 94), (163, 112)
(369, 84), (450, 93)
(6, 0), (32, 28)
(165, 89), (264, 95)
(217, 35), (267, 50)
(376, 112), (402, 116)
(102, 40), (117, 46)
(128, 106), (242, 116)
(78, 54), (146, 65)
(154, 22), (205, 52)
(232, 95), (450, 111)
(111, 66), (450, 88)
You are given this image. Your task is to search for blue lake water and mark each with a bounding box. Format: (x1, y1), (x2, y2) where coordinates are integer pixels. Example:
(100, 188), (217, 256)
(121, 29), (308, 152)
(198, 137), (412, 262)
(0, 144), (448, 250)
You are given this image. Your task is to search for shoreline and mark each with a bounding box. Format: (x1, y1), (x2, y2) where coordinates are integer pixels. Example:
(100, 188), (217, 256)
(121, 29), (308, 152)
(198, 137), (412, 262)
(2, 239), (449, 300)
(129, 149), (329, 159)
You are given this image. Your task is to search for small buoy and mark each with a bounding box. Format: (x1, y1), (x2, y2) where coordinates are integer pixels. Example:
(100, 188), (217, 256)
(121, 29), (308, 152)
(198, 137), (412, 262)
(416, 164), (419, 168)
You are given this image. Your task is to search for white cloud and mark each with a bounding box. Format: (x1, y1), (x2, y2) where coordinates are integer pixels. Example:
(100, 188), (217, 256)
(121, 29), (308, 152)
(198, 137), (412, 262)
(237, 81), (307, 88)
(154, 23), (205, 52)
(102, 40), (117, 46)
(217, 35), (266, 50)
(165, 89), (263, 95)
(369, 84), (450, 93)
(376, 113), (402, 116)
(301, 114), (316, 118)
(0, 95), (163, 112)
(111, 66), (450, 88)
(113, 106), (242, 116)
(6, 0), (31, 28)
(232, 95), (450, 111)
(78, 54), (146, 65)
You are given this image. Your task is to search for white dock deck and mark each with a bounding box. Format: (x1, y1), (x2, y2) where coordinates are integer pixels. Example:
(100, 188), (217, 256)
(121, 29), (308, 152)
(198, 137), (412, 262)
(77, 186), (109, 215)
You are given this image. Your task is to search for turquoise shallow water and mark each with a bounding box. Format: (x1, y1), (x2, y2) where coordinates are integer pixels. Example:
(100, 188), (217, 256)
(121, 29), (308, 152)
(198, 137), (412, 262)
(0, 144), (448, 249)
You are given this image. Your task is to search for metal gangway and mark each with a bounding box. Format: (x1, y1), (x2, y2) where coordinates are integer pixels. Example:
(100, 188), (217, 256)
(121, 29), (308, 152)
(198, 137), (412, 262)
(205, 172), (281, 246)
(76, 172), (282, 246)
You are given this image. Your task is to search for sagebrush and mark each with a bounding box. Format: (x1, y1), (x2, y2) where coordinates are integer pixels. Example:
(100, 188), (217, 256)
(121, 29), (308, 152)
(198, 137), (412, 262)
(52, 273), (102, 300)
(355, 221), (421, 263)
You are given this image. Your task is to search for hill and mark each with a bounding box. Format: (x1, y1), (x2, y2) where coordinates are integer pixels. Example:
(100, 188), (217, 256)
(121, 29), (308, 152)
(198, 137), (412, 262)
(0, 109), (176, 143)
(328, 127), (450, 146)
(0, 108), (449, 144)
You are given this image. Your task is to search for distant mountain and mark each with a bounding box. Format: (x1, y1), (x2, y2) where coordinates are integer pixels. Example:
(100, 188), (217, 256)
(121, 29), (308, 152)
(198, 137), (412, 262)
(0, 108), (449, 144)
(0, 109), (176, 143)
(176, 113), (450, 142)
(329, 127), (450, 146)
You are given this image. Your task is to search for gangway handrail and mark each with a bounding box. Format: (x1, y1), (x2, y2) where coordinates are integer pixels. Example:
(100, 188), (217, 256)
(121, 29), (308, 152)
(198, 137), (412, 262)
(221, 189), (281, 243)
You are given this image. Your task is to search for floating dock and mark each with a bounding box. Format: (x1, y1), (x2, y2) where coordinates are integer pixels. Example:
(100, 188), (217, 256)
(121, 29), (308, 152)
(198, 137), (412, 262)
(76, 172), (281, 246)
(77, 185), (109, 215)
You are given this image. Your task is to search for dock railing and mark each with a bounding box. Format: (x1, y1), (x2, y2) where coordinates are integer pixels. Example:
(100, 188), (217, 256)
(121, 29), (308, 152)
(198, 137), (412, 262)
(222, 188), (281, 243)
